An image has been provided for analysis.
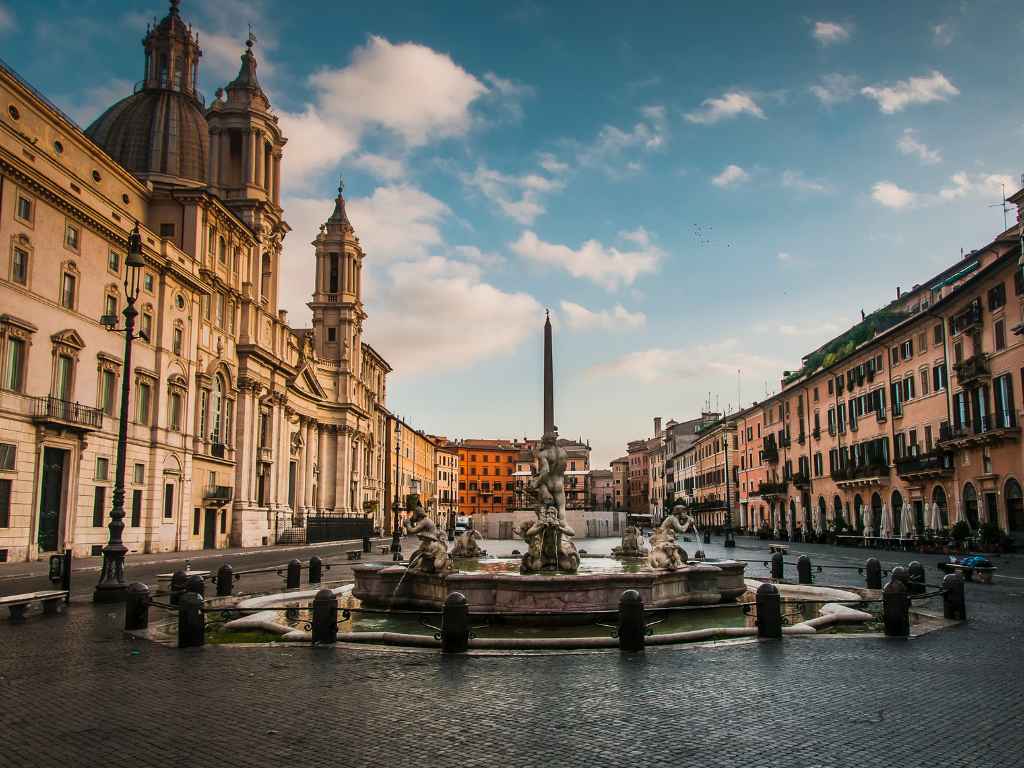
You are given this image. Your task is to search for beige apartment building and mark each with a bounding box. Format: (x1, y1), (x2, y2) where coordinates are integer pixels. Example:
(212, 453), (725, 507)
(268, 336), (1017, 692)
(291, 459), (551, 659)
(610, 456), (628, 510)
(733, 209), (1024, 540)
(0, 3), (392, 562)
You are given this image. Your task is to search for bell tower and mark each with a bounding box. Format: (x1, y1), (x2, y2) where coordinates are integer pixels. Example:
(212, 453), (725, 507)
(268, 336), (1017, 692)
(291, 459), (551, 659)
(141, 0), (202, 100)
(309, 180), (366, 371)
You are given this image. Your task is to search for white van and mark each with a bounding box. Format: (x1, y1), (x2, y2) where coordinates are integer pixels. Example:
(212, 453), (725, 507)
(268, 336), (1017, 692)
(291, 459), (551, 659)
(454, 515), (471, 534)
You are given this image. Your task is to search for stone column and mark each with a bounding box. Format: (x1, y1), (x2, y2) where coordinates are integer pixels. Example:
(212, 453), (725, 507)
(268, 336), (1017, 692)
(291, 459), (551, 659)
(235, 385), (255, 504)
(242, 129), (252, 185)
(304, 420), (316, 510)
(221, 131), (230, 186)
(272, 153), (281, 206)
(209, 129), (220, 186)
(254, 131), (265, 189)
(317, 425), (327, 512)
(334, 428), (346, 513)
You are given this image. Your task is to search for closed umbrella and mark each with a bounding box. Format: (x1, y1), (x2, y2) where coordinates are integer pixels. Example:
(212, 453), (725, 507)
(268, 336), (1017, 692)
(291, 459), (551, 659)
(880, 503), (892, 539)
(901, 503), (915, 538)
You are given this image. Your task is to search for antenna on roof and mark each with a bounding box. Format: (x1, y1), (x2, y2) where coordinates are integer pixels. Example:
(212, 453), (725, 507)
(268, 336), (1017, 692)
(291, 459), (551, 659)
(988, 182), (1012, 230)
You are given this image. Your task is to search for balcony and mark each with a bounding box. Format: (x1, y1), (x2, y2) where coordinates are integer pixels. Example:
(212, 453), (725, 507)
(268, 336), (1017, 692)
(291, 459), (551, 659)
(686, 498), (729, 513)
(953, 354), (990, 386)
(762, 445), (779, 463)
(951, 302), (982, 335)
(31, 396), (102, 431)
(792, 472), (810, 488)
(831, 463), (890, 487)
(211, 442), (227, 459)
(779, 435), (792, 448)
(895, 451), (954, 479)
(758, 481), (788, 497)
(203, 485), (234, 505)
(939, 411), (1020, 448)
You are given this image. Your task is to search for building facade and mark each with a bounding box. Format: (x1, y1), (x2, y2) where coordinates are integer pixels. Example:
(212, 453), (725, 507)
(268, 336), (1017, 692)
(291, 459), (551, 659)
(0, 3), (391, 562)
(589, 469), (613, 509)
(610, 456), (628, 510)
(456, 439), (520, 518)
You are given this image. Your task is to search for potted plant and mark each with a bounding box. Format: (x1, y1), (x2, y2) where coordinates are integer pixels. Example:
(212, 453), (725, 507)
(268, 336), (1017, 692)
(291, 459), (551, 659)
(950, 520), (971, 551)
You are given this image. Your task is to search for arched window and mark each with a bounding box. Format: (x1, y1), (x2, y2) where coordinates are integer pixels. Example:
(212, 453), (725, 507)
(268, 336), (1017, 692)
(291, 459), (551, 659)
(817, 496), (826, 531)
(261, 253), (271, 300)
(833, 495), (844, 525)
(1005, 479), (1023, 532)
(870, 492), (883, 534)
(854, 494), (864, 530)
(218, 237), (226, 265)
(891, 490), (904, 536)
(963, 483), (979, 529)
(932, 486), (949, 529)
(211, 375), (223, 442)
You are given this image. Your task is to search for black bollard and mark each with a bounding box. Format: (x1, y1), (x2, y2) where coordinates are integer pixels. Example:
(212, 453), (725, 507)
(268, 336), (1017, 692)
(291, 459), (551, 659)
(311, 588), (338, 644)
(308, 555), (323, 585)
(215, 564), (234, 597)
(864, 557), (882, 589)
(907, 561), (926, 596)
(797, 555), (812, 585)
(286, 559), (302, 589)
(942, 573), (966, 621)
(363, 534), (372, 553)
(124, 582), (150, 631)
(756, 582), (782, 639)
(185, 574), (205, 598)
(178, 591), (206, 648)
(891, 565), (909, 588)
(440, 592), (470, 653)
(617, 590), (646, 653)
(882, 576), (910, 637)
(770, 552), (785, 580)
(169, 569), (188, 606)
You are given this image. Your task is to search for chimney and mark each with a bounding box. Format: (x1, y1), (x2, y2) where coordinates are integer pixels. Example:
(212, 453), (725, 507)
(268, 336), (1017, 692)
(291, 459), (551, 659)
(654, 417), (662, 436)
(896, 286), (901, 299)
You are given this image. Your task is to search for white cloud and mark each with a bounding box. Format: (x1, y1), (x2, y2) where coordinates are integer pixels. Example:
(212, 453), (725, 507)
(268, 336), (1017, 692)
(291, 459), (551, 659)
(872, 181), (916, 209)
(461, 162), (564, 225)
(560, 301), (646, 331)
(452, 245), (504, 267)
(278, 106), (360, 191)
(861, 71), (959, 114)
(812, 21), (852, 45)
(538, 153), (569, 174)
(897, 129), (941, 165)
(777, 252), (793, 264)
(711, 164), (749, 188)
(619, 227), (652, 247)
(587, 338), (783, 384)
(577, 105), (668, 174)
(482, 72), (533, 120)
(351, 152), (407, 180)
(684, 92), (765, 124)
(781, 169), (829, 193)
(510, 230), (663, 291)
(932, 22), (955, 47)
(345, 184), (451, 262)
(809, 73), (860, 106)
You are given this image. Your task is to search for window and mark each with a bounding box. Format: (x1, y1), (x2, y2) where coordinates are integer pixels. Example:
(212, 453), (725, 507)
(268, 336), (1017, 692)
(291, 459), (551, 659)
(11, 247), (28, 285)
(143, 273), (154, 293)
(4, 337), (26, 392)
(901, 340), (913, 361)
(60, 272), (76, 309)
(917, 332), (927, 354)
(104, 292), (117, 318)
(954, 341), (963, 363)
(133, 463), (145, 484)
(924, 425), (933, 453)
(329, 252), (340, 293)
(93, 485), (107, 527)
(891, 346), (899, 365)
(172, 325), (183, 355)
(218, 237), (226, 264)
(107, 250), (120, 274)
(64, 223), (80, 251)
(327, 327), (337, 342)
(0, 443), (15, 470)
(0, 478), (10, 527)
(141, 310), (153, 341)
(933, 323), (944, 345)
(169, 391), (183, 431)
(159, 223), (175, 239)
(163, 483), (175, 519)
(994, 373), (1015, 428)
(932, 363), (947, 392)
(988, 283), (1006, 312)
(96, 456), (109, 480)
(193, 507), (201, 535)
(16, 195), (32, 223)
(131, 489), (142, 528)
(202, 295), (211, 322)
(995, 319), (1006, 352)
(100, 369), (117, 415)
(136, 379), (152, 425)
(902, 375), (915, 402)
(216, 293), (225, 327)
(54, 354), (73, 400)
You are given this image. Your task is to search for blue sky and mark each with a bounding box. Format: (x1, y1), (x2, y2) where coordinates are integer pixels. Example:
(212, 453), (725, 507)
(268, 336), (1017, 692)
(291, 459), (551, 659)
(4, 1), (1024, 465)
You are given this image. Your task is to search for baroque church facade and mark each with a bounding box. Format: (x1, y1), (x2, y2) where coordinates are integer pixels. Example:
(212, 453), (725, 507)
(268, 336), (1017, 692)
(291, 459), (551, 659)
(0, 0), (391, 562)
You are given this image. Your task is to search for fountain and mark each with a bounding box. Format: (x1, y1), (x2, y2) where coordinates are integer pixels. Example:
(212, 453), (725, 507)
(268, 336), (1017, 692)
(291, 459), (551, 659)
(352, 312), (746, 616)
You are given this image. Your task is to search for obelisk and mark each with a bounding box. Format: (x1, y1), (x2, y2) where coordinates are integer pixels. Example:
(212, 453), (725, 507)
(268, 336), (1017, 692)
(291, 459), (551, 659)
(543, 309), (554, 436)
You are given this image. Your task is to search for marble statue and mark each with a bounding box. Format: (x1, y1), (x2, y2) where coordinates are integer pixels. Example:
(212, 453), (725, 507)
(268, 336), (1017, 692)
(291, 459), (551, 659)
(612, 525), (649, 558)
(516, 505), (579, 573)
(450, 529), (485, 558)
(530, 431), (568, 523)
(648, 511), (696, 570)
(403, 504), (451, 574)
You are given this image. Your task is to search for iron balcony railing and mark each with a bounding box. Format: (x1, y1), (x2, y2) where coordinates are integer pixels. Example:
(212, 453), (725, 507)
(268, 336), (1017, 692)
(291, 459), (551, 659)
(792, 471), (810, 487)
(203, 485), (234, 501)
(941, 410), (1018, 441)
(758, 481), (788, 496)
(953, 354), (991, 385)
(32, 396), (102, 429)
(762, 445), (779, 463)
(830, 462), (889, 482)
(895, 452), (953, 476)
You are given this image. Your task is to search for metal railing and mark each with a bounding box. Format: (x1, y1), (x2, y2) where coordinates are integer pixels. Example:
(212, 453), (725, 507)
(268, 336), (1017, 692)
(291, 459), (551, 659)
(31, 396), (103, 428)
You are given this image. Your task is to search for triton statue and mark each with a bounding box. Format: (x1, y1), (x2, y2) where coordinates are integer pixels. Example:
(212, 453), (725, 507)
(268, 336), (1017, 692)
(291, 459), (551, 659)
(648, 508), (697, 570)
(403, 503), (451, 574)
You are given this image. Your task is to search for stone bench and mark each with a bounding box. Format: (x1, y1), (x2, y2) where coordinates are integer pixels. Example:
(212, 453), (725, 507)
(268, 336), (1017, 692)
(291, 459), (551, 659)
(0, 590), (69, 621)
(939, 561), (995, 584)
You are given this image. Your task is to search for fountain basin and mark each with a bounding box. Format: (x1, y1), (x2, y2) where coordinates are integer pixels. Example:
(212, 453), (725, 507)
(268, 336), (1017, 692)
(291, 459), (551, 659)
(352, 559), (746, 616)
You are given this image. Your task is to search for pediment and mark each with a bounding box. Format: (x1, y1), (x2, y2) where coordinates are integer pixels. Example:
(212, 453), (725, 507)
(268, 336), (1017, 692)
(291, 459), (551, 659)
(51, 328), (85, 350)
(290, 363), (328, 400)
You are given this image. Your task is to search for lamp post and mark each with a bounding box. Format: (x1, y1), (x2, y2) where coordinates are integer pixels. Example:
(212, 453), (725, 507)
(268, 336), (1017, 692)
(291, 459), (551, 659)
(391, 419), (402, 561)
(447, 461), (456, 542)
(94, 222), (146, 603)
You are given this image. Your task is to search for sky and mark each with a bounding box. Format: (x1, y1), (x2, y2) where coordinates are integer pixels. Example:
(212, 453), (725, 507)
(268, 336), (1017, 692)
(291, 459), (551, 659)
(3, 1), (1024, 466)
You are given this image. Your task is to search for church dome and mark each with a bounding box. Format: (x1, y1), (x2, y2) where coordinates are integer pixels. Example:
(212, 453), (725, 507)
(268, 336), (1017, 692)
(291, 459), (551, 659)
(86, 89), (208, 183)
(85, 1), (208, 185)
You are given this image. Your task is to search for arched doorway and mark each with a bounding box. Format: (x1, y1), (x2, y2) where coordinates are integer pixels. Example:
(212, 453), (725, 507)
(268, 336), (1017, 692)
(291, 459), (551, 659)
(963, 483), (979, 528)
(870, 492), (883, 535)
(854, 494), (864, 531)
(931, 486), (949, 528)
(891, 490), (904, 536)
(802, 492), (812, 531)
(833, 495), (844, 526)
(1005, 479), (1023, 533)
(817, 496), (826, 531)
(789, 499), (797, 535)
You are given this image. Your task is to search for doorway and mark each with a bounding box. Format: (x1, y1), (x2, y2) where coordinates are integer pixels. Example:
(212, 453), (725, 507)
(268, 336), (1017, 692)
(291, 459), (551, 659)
(984, 493), (998, 527)
(203, 508), (216, 549)
(38, 447), (68, 552)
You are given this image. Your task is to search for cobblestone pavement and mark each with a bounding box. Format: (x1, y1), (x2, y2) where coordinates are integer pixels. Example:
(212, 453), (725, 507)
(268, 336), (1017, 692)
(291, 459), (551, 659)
(1, 536), (1022, 768)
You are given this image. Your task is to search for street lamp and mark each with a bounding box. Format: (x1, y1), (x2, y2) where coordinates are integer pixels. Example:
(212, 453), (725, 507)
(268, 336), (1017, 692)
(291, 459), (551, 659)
(391, 419), (402, 561)
(94, 221), (145, 603)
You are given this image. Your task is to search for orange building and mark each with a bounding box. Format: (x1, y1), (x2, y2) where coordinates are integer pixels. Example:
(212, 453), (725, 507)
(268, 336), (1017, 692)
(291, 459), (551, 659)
(456, 439), (520, 518)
